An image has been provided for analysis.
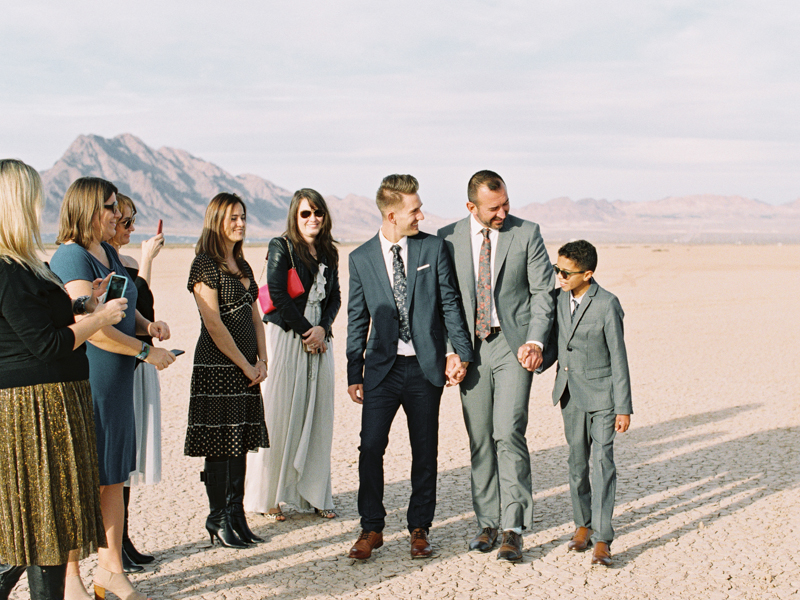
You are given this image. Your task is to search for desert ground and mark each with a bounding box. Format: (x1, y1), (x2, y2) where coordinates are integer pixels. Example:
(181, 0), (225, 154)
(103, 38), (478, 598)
(15, 242), (800, 600)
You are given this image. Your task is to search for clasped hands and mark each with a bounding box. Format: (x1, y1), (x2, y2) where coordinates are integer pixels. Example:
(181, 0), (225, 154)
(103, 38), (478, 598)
(445, 354), (469, 386)
(517, 343), (543, 372)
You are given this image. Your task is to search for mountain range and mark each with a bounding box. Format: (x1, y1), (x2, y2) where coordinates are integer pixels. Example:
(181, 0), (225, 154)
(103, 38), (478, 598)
(38, 134), (800, 243)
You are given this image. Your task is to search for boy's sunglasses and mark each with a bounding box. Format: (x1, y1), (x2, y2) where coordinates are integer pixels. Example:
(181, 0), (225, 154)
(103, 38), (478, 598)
(299, 209), (325, 219)
(120, 215), (136, 230)
(553, 264), (586, 278)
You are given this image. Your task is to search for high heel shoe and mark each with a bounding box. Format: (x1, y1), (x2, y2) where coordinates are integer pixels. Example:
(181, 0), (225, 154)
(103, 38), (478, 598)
(202, 460), (247, 549)
(93, 566), (149, 600)
(65, 574), (92, 600)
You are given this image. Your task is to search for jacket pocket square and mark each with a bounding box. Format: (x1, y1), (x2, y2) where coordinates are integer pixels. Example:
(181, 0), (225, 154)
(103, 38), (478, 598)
(417, 264), (430, 271)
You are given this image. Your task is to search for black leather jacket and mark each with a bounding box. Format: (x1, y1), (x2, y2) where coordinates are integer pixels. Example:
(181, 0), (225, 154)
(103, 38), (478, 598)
(261, 237), (341, 338)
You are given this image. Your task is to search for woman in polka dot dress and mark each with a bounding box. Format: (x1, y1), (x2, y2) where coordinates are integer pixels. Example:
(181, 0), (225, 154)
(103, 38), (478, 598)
(185, 193), (269, 549)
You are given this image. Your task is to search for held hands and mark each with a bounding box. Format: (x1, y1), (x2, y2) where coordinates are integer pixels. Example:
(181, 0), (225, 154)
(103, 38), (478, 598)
(302, 326), (327, 354)
(142, 233), (165, 261)
(445, 354), (469, 386)
(615, 415), (631, 433)
(148, 321), (171, 342)
(348, 384), (364, 405)
(517, 343), (543, 372)
(246, 360), (268, 387)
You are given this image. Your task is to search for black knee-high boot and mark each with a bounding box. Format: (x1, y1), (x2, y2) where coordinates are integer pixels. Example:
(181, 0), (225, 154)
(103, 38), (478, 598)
(26, 564), (66, 600)
(227, 455), (264, 544)
(202, 459), (247, 549)
(122, 486), (154, 567)
(0, 564), (26, 600)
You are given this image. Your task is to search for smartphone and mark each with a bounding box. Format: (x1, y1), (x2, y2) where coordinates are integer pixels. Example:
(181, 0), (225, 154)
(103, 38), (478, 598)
(105, 274), (128, 301)
(170, 349), (185, 357)
(157, 219), (163, 235)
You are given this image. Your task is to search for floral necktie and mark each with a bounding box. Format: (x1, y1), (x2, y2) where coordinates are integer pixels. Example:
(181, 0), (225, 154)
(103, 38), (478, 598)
(391, 245), (411, 343)
(476, 228), (492, 340)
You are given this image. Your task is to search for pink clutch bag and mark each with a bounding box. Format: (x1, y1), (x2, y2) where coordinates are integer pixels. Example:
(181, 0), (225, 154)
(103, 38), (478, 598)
(258, 238), (305, 314)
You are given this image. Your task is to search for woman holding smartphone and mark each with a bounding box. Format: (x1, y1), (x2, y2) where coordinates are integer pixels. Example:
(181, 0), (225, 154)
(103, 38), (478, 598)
(109, 193), (165, 573)
(186, 193), (268, 548)
(244, 189), (340, 521)
(0, 160), (128, 600)
(50, 177), (174, 600)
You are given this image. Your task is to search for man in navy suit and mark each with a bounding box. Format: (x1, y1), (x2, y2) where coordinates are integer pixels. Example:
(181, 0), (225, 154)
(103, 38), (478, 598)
(346, 174), (474, 560)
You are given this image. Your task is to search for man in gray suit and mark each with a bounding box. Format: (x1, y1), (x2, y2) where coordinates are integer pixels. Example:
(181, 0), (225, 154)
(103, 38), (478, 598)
(347, 174), (473, 560)
(537, 240), (632, 567)
(438, 170), (555, 561)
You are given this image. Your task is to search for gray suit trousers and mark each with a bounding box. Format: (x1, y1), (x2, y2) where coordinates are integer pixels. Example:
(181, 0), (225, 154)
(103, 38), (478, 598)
(560, 386), (617, 544)
(460, 331), (534, 530)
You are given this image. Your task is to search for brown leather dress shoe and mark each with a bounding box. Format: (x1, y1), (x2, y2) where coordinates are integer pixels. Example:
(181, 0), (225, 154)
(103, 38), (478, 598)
(496, 530), (523, 562)
(469, 527), (499, 552)
(567, 527), (592, 552)
(410, 528), (432, 558)
(591, 541), (612, 566)
(348, 530), (383, 559)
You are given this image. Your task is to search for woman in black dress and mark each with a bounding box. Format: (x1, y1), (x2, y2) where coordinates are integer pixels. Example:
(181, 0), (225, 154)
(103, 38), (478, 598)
(0, 159), (127, 600)
(186, 193), (269, 548)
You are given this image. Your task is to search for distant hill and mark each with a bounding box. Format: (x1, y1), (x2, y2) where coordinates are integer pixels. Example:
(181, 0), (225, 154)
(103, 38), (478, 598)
(39, 134), (800, 243)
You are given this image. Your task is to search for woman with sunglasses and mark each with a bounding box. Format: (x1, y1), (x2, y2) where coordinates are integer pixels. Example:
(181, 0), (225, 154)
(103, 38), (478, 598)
(50, 177), (174, 600)
(108, 194), (165, 573)
(245, 189), (341, 521)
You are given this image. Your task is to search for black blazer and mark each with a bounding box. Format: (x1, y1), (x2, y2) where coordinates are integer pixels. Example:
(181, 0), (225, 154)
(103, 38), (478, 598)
(261, 237), (341, 338)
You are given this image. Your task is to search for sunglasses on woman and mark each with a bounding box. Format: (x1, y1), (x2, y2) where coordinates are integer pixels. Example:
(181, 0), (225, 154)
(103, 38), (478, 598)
(120, 215), (136, 229)
(103, 201), (119, 213)
(299, 209), (325, 219)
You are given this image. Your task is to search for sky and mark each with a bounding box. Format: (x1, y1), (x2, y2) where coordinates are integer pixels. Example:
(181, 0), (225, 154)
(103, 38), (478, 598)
(1, 0), (799, 214)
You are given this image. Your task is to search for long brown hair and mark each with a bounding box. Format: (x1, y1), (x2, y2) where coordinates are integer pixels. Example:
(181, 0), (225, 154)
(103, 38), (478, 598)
(195, 192), (247, 277)
(56, 177), (118, 248)
(283, 188), (338, 271)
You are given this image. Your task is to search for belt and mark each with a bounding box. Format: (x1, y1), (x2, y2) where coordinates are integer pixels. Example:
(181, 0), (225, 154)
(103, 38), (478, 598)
(478, 326), (502, 337)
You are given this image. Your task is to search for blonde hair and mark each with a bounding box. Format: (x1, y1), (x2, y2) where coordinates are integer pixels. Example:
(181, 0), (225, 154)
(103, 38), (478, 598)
(116, 192), (136, 218)
(0, 159), (63, 286)
(376, 174), (419, 215)
(56, 177), (118, 248)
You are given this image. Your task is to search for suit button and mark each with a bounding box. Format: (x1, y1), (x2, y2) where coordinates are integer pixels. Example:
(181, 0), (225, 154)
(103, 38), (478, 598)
(564, 367), (569, 371)
(567, 347), (572, 352)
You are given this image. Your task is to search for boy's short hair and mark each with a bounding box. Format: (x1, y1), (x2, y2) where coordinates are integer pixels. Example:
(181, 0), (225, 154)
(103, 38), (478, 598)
(376, 174), (418, 215)
(558, 240), (598, 272)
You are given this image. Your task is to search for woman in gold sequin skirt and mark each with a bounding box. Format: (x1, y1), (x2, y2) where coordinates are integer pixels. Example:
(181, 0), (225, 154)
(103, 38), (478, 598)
(0, 160), (128, 599)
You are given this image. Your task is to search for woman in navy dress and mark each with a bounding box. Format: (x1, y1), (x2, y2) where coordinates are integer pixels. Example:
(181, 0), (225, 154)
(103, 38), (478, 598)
(50, 177), (175, 600)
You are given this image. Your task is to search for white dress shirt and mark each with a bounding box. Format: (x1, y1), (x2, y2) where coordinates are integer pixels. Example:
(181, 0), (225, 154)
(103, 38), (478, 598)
(378, 228), (416, 356)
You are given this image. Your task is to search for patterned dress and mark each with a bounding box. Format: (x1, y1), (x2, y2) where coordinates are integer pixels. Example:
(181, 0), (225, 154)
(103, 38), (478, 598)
(184, 254), (268, 457)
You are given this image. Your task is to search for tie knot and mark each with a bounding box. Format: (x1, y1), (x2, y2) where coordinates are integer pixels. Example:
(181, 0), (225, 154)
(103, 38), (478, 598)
(391, 244), (401, 257)
(481, 228), (490, 240)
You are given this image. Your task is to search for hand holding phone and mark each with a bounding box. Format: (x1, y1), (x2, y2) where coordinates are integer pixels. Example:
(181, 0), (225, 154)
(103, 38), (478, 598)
(104, 274), (128, 301)
(170, 349), (185, 357)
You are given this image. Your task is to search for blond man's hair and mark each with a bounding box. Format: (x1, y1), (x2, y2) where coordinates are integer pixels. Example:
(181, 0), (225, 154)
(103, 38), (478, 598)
(376, 174), (419, 215)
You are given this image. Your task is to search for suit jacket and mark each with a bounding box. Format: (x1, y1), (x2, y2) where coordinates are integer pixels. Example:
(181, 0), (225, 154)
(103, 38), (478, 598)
(262, 236), (341, 338)
(541, 280), (633, 414)
(438, 214), (556, 356)
(346, 231), (473, 391)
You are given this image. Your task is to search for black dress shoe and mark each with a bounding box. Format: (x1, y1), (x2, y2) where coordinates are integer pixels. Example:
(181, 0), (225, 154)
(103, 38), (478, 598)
(469, 527), (499, 552)
(121, 548), (144, 573)
(496, 530), (523, 562)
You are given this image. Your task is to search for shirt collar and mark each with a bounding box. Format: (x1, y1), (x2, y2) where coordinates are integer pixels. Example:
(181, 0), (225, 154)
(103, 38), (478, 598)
(379, 228), (408, 254)
(470, 214), (495, 237)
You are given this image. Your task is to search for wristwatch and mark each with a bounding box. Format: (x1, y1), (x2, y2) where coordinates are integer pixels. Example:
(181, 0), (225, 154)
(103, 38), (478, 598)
(72, 295), (91, 315)
(135, 342), (151, 361)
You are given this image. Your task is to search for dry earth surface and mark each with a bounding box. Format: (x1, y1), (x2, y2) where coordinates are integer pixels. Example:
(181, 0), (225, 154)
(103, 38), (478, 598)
(14, 242), (800, 599)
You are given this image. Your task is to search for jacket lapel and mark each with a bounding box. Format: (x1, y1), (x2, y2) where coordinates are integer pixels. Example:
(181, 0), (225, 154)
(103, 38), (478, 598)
(567, 280), (597, 341)
(405, 235), (421, 311)
(454, 218), (476, 314)
(493, 222), (513, 289)
(364, 235), (396, 306)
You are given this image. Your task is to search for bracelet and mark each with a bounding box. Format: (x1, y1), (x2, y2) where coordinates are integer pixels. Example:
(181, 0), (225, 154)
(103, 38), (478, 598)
(135, 342), (151, 361)
(257, 359), (266, 365)
(72, 295), (91, 315)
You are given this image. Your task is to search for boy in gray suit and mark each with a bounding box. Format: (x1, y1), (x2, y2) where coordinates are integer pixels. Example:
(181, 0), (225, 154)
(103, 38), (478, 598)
(534, 240), (632, 567)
